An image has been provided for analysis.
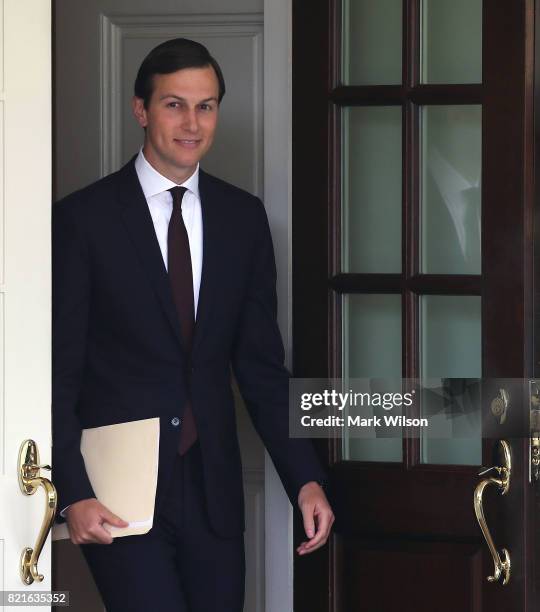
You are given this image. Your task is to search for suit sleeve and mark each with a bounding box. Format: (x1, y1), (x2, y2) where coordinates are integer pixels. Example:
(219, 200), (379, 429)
(52, 201), (97, 518)
(231, 198), (328, 508)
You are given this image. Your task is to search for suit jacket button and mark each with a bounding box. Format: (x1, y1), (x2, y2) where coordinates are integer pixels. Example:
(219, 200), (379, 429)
(171, 417), (181, 426)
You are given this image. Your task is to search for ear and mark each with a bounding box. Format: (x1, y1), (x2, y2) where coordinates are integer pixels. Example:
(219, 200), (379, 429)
(132, 96), (148, 128)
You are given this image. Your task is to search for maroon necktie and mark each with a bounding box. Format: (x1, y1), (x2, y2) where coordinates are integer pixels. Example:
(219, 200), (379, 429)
(168, 186), (197, 455)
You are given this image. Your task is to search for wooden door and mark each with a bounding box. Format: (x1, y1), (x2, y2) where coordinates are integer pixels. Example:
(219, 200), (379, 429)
(292, 1), (538, 610)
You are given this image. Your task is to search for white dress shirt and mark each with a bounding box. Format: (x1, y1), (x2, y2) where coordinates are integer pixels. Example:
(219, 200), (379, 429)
(59, 150), (204, 518)
(135, 148), (203, 314)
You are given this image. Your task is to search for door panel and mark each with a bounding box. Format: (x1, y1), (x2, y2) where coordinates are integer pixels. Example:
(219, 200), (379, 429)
(293, 1), (537, 610)
(0, 0), (53, 603)
(342, 540), (482, 612)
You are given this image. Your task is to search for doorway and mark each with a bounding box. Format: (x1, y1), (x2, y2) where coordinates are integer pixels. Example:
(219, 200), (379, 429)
(51, 1), (271, 610)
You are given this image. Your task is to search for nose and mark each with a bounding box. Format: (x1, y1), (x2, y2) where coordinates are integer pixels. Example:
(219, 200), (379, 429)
(181, 107), (199, 133)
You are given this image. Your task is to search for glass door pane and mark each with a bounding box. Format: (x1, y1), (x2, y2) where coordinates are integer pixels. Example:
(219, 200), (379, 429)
(342, 0), (402, 85)
(421, 0), (482, 84)
(420, 295), (482, 465)
(421, 105), (482, 274)
(342, 106), (402, 273)
(342, 294), (403, 462)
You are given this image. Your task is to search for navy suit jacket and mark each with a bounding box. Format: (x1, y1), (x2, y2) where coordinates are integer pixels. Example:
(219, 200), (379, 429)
(52, 157), (326, 537)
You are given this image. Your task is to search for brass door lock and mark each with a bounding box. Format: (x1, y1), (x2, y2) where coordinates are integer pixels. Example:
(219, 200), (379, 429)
(491, 388), (509, 424)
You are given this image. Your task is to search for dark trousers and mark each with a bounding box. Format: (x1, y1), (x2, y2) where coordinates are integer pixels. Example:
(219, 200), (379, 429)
(80, 441), (245, 611)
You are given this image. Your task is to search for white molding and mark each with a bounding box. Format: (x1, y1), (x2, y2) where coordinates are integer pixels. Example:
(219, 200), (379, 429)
(263, 0), (294, 611)
(0, 0), (4, 93)
(99, 12), (263, 178)
(100, 14), (122, 177)
(105, 12), (264, 28)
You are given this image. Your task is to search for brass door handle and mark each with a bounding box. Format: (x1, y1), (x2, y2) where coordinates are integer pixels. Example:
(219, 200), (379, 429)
(17, 439), (57, 585)
(473, 439), (511, 585)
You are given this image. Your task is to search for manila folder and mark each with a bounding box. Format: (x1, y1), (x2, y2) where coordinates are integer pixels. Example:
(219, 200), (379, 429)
(53, 417), (160, 540)
(81, 417), (160, 537)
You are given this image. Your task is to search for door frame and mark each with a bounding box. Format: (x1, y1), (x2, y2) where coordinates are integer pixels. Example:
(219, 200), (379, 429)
(263, 0), (296, 611)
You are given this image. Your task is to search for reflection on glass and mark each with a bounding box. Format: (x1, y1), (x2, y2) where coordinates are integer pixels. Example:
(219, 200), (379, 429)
(421, 0), (482, 84)
(421, 105), (481, 274)
(342, 107), (402, 273)
(342, 0), (402, 85)
(342, 294), (402, 461)
(420, 296), (481, 465)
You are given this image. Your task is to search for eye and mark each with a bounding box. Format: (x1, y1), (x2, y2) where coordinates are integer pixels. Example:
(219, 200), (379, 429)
(167, 101), (180, 109)
(199, 103), (213, 111)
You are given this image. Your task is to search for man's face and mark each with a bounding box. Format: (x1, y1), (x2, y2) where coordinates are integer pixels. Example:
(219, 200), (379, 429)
(132, 66), (220, 183)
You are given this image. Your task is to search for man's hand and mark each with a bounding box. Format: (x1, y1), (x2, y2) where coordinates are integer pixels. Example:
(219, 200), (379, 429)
(296, 481), (334, 555)
(65, 498), (129, 545)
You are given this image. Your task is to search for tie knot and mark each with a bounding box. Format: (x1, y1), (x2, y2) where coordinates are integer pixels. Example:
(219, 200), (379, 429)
(169, 186), (187, 209)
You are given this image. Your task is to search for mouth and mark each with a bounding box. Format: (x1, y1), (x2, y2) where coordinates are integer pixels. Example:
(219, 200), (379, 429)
(174, 138), (201, 149)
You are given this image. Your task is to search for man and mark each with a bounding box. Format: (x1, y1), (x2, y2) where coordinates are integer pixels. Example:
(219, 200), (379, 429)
(52, 38), (333, 611)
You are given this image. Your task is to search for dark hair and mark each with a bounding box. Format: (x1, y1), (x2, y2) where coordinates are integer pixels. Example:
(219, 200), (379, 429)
(134, 37), (226, 108)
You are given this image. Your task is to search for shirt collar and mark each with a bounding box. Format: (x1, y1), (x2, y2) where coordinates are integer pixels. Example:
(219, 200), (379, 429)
(135, 147), (200, 200)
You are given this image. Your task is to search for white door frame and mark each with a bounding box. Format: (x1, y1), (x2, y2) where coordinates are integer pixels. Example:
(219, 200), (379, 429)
(263, 1), (295, 610)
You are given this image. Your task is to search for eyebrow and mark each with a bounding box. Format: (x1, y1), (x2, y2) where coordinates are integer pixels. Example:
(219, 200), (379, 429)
(159, 95), (218, 103)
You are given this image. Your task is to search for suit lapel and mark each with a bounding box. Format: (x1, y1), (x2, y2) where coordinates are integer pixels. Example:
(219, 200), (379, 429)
(192, 168), (221, 358)
(116, 158), (186, 353)
(116, 160), (223, 358)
